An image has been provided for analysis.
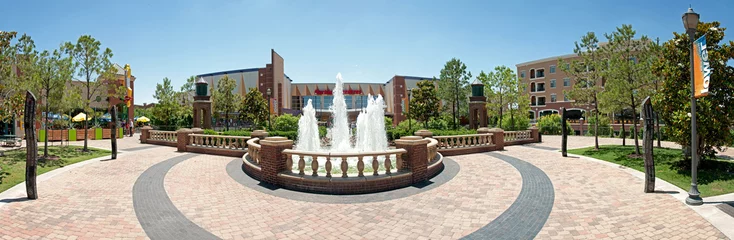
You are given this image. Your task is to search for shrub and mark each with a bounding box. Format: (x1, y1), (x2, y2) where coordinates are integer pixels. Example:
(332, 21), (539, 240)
(272, 114), (299, 131)
(537, 114), (573, 135)
(384, 117), (393, 130)
(51, 119), (69, 130)
(319, 126), (327, 138)
(430, 128), (477, 136)
(500, 114), (530, 131)
(203, 129), (218, 135)
(396, 119), (420, 133)
(427, 117), (449, 130)
(269, 130), (298, 140)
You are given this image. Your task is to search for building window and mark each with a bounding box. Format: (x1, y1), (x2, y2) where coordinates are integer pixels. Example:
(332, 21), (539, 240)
(551, 94), (557, 103)
(355, 95), (369, 109)
(537, 97), (546, 106)
(344, 96), (353, 109)
(563, 94), (569, 101)
(536, 69), (545, 78)
(550, 79), (556, 88)
(520, 70), (526, 78)
(291, 96), (302, 110)
(563, 78), (570, 87)
(530, 69), (536, 79)
(550, 65), (556, 73)
(536, 82), (545, 92)
(530, 82), (536, 92)
(323, 96), (334, 110)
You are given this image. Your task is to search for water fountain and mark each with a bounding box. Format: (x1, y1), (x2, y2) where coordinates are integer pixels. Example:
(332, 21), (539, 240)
(296, 73), (388, 153)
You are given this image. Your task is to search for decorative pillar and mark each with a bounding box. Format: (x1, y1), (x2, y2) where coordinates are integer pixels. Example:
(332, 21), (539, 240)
(469, 79), (488, 129)
(140, 126), (153, 143)
(193, 77), (213, 129)
(395, 136), (429, 183)
(487, 128), (504, 151)
(642, 97), (655, 193)
(414, 129), (433, 138)
(259, 137), (293, 185)
(176, 128), (192, 152)
(251, 130), (269, 139)
(530, 126), (540, 143)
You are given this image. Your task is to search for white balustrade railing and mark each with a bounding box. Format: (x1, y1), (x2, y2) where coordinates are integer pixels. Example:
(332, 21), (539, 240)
(149, 130), (176, 142)
(246, 138), (261, 165)
(189, 134), (250, 150)
(281, 149), (407, 178)
(433, 133), (494, 150)
(427, 138), (438, 163)
(504, 130), (532, 142)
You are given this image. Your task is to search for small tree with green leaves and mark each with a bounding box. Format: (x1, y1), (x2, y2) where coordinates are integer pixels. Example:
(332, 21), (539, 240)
(438, 58), (471, 129)
(239, 88), (268, 129)
(63, 35), (114, 152)
(408, 80), (440, 128)
(558, 32), (607, 150)
(35, 48), (73, 158)
(211, 76), (240, 131)
(151, 77), (183, 129)
(599, 24), (658, 155)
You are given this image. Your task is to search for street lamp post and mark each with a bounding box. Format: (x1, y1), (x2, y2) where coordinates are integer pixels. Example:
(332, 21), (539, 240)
(683, 7), (703, 206)
(580, 117), (585, 136)
(267, 88), (272, 129)
(407, 89), (412, 131)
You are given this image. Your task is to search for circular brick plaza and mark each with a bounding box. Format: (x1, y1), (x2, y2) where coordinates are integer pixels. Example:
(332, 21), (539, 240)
(0, 136), (729, 239)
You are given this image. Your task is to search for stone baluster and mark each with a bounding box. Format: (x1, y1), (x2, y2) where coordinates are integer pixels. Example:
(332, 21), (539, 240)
(325, 156), (332, 178)
(384, 154), (392, 174)
(372, 155), (379, 176)
(311, 155), (319, 176)
(298, 155), (305, 175)
(357, 156), (365, 177)
(285, 153), (293, 173)
(340, 157), (348, 178)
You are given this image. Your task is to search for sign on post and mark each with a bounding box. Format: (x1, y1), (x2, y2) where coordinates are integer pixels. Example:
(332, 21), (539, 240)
(693, 35), (711, 98)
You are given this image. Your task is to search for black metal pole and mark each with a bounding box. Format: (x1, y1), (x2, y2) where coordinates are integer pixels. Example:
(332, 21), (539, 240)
(686, 28), (703, 205)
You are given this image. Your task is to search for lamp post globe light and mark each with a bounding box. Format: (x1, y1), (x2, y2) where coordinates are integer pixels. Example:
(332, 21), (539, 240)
(407, 88), (412, 131)
(683, 7), (703, 206)
(267, 88), (272, 129)
(580, 117), (584, 135)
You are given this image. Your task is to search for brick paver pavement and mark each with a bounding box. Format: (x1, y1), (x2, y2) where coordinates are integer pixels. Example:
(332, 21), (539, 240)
(0, 135), (729, 239)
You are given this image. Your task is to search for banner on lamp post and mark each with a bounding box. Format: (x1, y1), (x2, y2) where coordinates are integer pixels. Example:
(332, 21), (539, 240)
(693, 35), (711, 98)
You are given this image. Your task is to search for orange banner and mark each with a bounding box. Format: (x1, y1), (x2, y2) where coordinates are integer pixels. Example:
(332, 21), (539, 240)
(693, 35), (711, 98)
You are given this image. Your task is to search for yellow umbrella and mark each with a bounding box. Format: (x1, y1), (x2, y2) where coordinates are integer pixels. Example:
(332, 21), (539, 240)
(136, 116), (150, 123)
(71, 113), (91, 122)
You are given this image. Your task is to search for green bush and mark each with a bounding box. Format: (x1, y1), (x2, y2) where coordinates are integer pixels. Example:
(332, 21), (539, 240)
(430, 128), (477, 136)
(319, 126), (327, 138)
(203, 129), (218, 135)
(268, 130), (298, 140)
(427, 117), (449, 130)
(500, 114), (530, 131)
(396, 119), (420, 132)
(384, 117), (393, 130)
(537, 114), (573, 135)
(272, 114), (299, 131)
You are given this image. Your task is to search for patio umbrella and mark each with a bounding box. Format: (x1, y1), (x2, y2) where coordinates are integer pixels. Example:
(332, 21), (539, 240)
(71, 113), (91, 122)
(136, 116), (150, 123)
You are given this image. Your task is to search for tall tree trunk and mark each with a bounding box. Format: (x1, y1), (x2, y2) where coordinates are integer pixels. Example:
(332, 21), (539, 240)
(43, 87), (49, 158)
(656, 112), (661, 147)
(594, 110), (599, 150)
(498, 95), (503, 129)
(110, 105), (117, 159)
(621, 110), (626, 146)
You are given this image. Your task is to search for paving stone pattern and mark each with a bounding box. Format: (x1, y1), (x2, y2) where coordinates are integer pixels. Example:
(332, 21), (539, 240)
(461, 152), (554, 240)
(133, 153), (220, 240)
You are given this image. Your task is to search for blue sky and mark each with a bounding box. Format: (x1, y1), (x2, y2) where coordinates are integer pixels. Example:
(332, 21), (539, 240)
(2, 0), (732, 104)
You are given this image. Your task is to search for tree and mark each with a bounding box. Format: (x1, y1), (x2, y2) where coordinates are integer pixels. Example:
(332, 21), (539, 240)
(653, 21), (734, 160)
(0, 31), (19, 123)
(480, 66), (517, 129)
(211, 76), (240, 131)
(35, 49), (73, 159)
(239, 88), (269, 129)
(438, 58), (471, 129)
(599, 24), (657, 155)
(63, 35), (114, 152)
(151, 77), (183, 129)
(558, 32), (607, 150)
(408, 80), (440, 128)
(0, 33), (37, 128)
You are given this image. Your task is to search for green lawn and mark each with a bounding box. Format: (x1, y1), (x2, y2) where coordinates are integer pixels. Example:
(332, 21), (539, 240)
(0, 146), (110, 193)
(568, 145), (734, 197)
